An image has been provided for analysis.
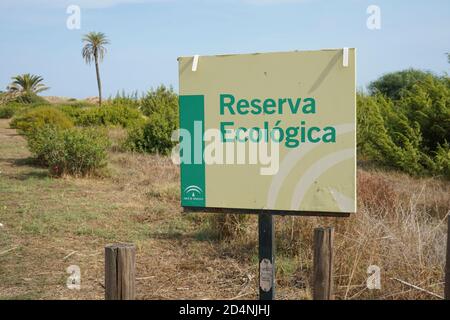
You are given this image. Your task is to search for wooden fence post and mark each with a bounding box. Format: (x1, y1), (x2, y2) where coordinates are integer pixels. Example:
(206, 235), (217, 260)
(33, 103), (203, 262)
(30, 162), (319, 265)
(445, 217), (450, 300)
(313, 227), (334, 300)
(105, 243), (136, 300)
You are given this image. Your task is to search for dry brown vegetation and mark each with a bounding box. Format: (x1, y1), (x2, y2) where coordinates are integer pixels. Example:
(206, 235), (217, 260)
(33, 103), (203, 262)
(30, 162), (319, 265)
(0, 119), (449, 300)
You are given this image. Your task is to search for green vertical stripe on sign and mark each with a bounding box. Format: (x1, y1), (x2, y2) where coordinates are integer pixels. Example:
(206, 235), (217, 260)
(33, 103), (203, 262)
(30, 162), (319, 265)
(179, 95), (205, 207)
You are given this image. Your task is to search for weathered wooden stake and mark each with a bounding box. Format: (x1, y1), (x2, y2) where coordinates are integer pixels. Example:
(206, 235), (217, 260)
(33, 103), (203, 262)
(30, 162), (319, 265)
(105, 243), (136, 300)
(313, 227), (334, 300)
(445, 217), (450, 300)
(259, 213), (275, 300)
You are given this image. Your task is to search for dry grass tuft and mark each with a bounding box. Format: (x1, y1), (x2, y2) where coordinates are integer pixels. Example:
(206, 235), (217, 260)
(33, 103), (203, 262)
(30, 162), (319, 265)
(107, 127), (128, 152)
(270, 169), (450, 299)
(208, 214), (251, 240)
(358, 170), (399, 211)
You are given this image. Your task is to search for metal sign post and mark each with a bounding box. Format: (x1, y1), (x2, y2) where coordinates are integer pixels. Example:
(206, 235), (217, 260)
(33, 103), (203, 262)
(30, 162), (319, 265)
(259, 213), (275, 300)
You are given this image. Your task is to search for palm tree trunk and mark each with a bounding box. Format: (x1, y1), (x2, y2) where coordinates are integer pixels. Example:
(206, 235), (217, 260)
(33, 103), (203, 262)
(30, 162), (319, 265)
(94, 54), (102, 106)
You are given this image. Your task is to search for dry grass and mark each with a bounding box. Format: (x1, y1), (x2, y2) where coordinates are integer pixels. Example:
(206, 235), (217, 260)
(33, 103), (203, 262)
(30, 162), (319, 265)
(0, 118), (449, 300)
(0, 119), (256, 300)
(107, 127), (128, 152)
(276, 170), (449, 299)
(205, 169), (450, 300)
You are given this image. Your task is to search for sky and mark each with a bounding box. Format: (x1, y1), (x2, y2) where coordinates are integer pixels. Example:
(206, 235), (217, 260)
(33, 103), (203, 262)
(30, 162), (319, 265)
(0, 0), (449, 98)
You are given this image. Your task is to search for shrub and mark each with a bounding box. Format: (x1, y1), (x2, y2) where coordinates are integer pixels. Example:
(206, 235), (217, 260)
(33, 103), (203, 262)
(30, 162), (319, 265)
(11, 106), (73, 134)
(433, 143), (450, 179)
(396, 75), (450, 153)
(27, 126), (110, 177)
(368, 69), (433, 100)
(125, 109), (177, 154)
(357, 71), (450, 179)
(0, 105), (14, 119)
(125, 85), (178, 155)
(108, 90), (141, 109)
(57, 105), (86, 120)
(69, 104), (144, 128)
(62, 100), (95, 108)
(357, 93), (424, 175)
(0, 103), (26, 119)
(140, 85), (178, 117)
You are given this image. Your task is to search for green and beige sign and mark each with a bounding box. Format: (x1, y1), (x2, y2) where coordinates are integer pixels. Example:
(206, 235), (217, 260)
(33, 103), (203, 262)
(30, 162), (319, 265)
(177, 49), (356, 214)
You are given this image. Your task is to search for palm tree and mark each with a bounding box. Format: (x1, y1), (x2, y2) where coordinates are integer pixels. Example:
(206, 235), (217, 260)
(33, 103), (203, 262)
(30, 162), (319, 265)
(7, 74), (49, 94)
(82, 32), (109, 106)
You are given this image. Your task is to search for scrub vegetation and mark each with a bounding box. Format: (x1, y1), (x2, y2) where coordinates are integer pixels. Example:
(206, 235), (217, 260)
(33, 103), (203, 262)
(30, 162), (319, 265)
(0, 118), (448, 299)
(358, 69), (450, 179)
(0, 63), (449, 299)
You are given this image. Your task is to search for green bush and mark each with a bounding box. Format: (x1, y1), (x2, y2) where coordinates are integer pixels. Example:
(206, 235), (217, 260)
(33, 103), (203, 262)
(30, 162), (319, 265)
(108, 90), (141, 109)
(124, 85), (178, 155)
(396, 75), (450, 153)
(27, 126), (110, 177)
(368, 69), (433, 100)
(433, 143), (450, 178)
(65, 104), (144, 128)
(57, 105), (86, 120)
(357, 70), (450, 179)
(0, 106), (14, 119)
(0, 103), (26, 119)
(62, 100), (95, 108)
(358, 93), (430, 176)
(140, 85), (178, 117)
(125, 108), (178, 155)
(11, 106), (73, 134)
(359, 69), (450, 179)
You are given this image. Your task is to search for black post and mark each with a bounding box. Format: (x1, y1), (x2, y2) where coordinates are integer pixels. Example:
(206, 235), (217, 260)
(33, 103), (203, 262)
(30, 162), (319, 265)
(259, 213), (275, 300)
(445, 216), (450, 300)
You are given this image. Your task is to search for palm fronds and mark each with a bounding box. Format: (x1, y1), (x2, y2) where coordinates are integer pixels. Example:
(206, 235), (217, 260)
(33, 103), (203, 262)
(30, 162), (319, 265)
(82, 32), (109, 65)
(7, 73), (49, 94)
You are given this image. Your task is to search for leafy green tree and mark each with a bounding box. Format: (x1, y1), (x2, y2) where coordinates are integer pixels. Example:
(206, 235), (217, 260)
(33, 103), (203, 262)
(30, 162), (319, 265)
(358, 68), (450, 178)
(357, 93), (424, 175)
(368, 69), (432, 100)
(7, 74), (49, 94)
(397, 75), (450, 152)
(82, 32), (109, 106)
(434, 142), (450, 178)
(357, 92), (390, 159)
